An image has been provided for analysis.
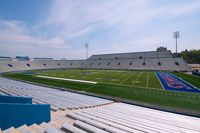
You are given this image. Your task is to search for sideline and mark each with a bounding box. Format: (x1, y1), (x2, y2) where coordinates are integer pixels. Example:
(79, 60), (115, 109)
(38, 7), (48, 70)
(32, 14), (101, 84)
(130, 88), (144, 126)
(36, 75), (97, 84)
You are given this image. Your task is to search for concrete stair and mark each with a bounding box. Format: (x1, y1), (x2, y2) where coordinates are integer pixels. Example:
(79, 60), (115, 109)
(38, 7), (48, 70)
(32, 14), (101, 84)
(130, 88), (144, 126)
(2, 102), (116, 133)
(17, 125), (35, 133)
(39, 122), (49, 130)
(29, 124), (44, 133)
(2, 101), (200, 133)
(3, 127), (20, 133)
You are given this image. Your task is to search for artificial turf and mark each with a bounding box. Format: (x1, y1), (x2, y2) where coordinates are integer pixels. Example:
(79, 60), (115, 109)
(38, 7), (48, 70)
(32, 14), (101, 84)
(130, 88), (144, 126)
(34, 69), (163, 89)
(2, 70), (200, 112)
(172, 72), (200, 89)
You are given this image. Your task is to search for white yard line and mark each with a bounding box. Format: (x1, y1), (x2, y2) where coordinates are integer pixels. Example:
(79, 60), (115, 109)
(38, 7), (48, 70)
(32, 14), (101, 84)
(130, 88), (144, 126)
(155, 72), (165, 90)
(170, 73), (200, 90)
(37, 75), (97, 84)
(132, 72), (143, 87)
(120, 72), (135, 84)
(177, 73), (200, 85)
(146, 72), (149, 88)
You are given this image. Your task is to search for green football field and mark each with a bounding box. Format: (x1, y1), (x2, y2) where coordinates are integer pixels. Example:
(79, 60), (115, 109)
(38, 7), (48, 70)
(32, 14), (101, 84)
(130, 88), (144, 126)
(2, 69), (200, 113)
(36, 69), (163, 90)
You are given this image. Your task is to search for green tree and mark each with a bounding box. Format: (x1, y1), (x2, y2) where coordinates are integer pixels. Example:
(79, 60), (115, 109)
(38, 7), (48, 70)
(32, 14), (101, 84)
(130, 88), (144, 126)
(173, 49), (200, 64)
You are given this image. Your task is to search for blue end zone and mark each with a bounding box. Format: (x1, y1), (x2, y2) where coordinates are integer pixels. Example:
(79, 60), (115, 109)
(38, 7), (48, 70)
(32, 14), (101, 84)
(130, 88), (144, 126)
(156, 72), (200, 93)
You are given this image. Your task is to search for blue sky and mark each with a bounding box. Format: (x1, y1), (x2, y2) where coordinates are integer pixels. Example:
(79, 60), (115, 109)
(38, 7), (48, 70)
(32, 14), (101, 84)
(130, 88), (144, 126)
(0, 0), (200, 59)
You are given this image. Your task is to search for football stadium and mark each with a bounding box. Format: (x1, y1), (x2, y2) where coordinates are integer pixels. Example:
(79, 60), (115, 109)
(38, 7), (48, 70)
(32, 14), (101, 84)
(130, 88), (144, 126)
(0, 0), (200, 133)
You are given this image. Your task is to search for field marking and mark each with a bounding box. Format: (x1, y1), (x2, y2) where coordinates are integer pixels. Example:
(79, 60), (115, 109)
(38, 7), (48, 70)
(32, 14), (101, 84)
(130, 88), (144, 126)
(192, 74), (200, 79)
(37, 75), (97, 84)
(120, 72), (135, 84)
(175, 73), (200, 86)
(155, 72), (167, 90)
(131, 72), (143, 87)
(170, 73), (200, 90)
(80, 71), (98, 80)
(146, 72), (149, 88)
(99, 71), (122, 83)
(110, 72), (129, 83)
(111, 79), (119, 82)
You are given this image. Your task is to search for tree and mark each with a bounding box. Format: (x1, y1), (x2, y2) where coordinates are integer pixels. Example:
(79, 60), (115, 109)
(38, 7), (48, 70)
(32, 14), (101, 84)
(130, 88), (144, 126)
(173, 49), (200, 64)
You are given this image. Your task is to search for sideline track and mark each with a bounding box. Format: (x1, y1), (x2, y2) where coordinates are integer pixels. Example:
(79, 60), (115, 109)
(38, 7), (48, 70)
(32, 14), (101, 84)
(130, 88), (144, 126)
(36, 75), (98, 84)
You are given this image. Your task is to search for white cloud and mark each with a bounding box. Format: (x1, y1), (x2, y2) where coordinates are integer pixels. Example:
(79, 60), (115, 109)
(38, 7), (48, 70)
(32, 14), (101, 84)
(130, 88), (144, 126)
(1, 0), (200, 58)
(44, 0), (151, 37)
(45, 0), (200, 37)
(0, 19), (68, 49)
(67, 24), (95, 38)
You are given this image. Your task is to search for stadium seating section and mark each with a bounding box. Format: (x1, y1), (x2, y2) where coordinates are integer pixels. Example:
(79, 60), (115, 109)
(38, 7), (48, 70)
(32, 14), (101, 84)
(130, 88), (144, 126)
(1, 78), (200, 132)
(0, 77), (112, 111)
(0, 49), (196, 132)
(0, 49), (191, 73)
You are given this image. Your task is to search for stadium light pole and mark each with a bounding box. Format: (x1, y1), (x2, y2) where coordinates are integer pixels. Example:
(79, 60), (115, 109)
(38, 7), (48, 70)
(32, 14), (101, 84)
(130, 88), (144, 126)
(85, 43), (89, 59)
(173, 31), (180, 56)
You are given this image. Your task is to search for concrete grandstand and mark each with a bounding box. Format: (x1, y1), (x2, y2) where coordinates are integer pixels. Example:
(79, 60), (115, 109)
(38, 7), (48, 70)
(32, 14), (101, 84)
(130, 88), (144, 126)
(1, 0), (200, 132)
(0, 48), (191, 73)
(0, 48), (199, 133)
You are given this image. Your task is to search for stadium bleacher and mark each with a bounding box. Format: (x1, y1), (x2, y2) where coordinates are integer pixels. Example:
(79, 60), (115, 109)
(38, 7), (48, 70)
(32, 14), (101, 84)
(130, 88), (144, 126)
(1, 76), (200, 132)
(0, 56), (12, 61)
(0, 77), (113, 111)
(2, 98), (200, 132)
(0, 48), (191, 73)
(0, 48), (196, 132)
(86, 48), (190, 71)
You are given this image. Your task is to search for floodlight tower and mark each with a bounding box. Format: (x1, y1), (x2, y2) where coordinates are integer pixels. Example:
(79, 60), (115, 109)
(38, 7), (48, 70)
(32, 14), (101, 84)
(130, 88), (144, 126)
(173, 31), (180, 55)
(85, 43), (89, 59)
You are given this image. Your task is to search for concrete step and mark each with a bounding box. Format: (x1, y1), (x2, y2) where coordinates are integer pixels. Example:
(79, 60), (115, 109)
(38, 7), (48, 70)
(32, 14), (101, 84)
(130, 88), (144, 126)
(29, 124), (44, 133)
(48, 121), (66, 133)
(3, 127), (20, 133)
(51, 110), (67, 121)
(54, 116), (74, 126)
(44, 127), (61, 133)
(40, 122), (64, 133)
(51, 112), (60, 121)
(39, 122), (49, 130)
(49, 121), (61, 129)
(62, 122), (87, 133)
(17, 125), (35, 133)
